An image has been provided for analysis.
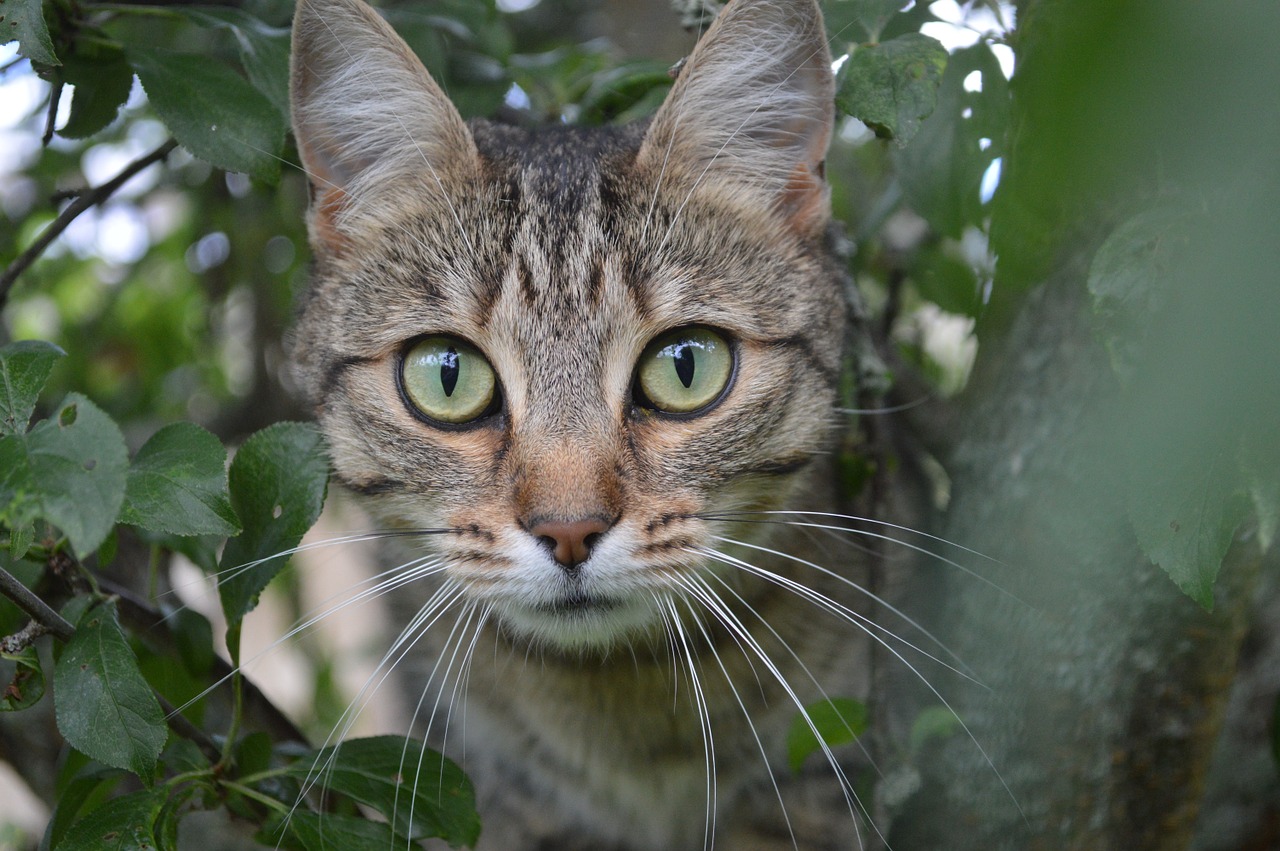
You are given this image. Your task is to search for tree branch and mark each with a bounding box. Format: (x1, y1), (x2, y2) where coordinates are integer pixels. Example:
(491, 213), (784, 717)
(157, 692), (223, 765)
(0, 138), (179, 309)
(0, 565), (74, 642)
(0, 619), (50, 655)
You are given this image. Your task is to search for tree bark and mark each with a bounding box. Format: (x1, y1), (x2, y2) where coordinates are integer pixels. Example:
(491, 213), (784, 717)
(885, 261), (1260, 849)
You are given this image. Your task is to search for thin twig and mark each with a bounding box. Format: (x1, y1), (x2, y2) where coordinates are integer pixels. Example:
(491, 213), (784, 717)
(41, 82), (63, 147)
(0, 565), (74, 642)
(0, 137), (179, 309)
(157, 693), (223, 764)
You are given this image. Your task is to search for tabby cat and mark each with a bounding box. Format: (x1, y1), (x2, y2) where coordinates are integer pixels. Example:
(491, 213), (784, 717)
(288, 0), (911, 847)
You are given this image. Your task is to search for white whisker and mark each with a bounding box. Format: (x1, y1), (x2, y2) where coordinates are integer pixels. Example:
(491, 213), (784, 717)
(710, 509), (1009, 569)
(170, 555), (448, 718)
(389, 597), (478, 842)
(667, 585), (801, 851)
(661, 594), (718, 851)
(670, 573), (874, 849)
(288, 579), (466, 834)
(705, 537), (983, 684)
(692, 566), (886, 784)
(705, 512), (1026, 607)
(695, 542), (1023, 820)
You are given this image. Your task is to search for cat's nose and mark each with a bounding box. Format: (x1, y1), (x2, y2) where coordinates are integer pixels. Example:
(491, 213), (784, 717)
(529, 517), (611, 571)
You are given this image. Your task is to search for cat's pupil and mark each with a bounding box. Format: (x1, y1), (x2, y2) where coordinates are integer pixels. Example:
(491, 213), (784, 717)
(674, 344), (695, 389)
(440, 347), (460, 397)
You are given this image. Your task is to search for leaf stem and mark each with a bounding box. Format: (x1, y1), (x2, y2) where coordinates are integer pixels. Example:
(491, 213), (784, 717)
(92, 3), (187, 17)
(234, 765), (291, 785)
(220, 622), (245, 766)
(221, 780), (293, 815)
(0, 138), (178, 309)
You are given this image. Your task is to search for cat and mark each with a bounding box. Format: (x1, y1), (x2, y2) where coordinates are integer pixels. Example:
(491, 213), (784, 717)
(287, 0), (919, 847)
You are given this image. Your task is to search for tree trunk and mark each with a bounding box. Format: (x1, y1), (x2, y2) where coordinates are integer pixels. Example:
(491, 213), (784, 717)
(886, 260), (1261, 849)
(881, 0), (1279, 844)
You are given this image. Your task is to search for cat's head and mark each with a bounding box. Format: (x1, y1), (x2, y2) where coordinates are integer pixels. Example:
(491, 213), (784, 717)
(288, 0), (844, 651)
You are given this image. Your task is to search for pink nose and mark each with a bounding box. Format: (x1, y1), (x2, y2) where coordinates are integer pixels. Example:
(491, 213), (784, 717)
(529, 518), (611, 570)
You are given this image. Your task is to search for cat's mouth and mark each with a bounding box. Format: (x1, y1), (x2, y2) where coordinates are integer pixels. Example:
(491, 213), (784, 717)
(535, 591), (619, 617)
(495, 587), (659, 650)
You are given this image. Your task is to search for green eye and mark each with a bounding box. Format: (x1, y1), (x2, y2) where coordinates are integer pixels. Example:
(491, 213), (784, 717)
(401, 336), (497, 424)
(636, 327), (733, 414)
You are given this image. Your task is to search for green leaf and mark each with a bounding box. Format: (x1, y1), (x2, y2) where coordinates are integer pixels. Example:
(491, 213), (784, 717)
(1088, 206), (1192, 381)
(824, 0), (907, 43)
(232, 730), (273, 779)
(0, 645), (45, 711)
(121, 422), (240, 537)
(159, 737), (211, 778)
(127, 47), (285, 183)
(278, 736), (480, 847)
(0, 434), (33, 525)
(9, 522), (34, 560)
(176, 8), (291, 117)
(54, 600), (168, 778)
(913, 245), (982, 317)
(218, 422), (328, 630)
(2, 0), (60, 66)
(54, 788), (165, 851)
(0, 394), (129, 558)
(0, 339), (64, 436)
(786, 697), (869, 773)
(41, 764), (126, 851)
(168, 607), (215, 678)
(836, 33), (948, 147)
(281, 811), (403, 851)
(907, 705), (961, 753)
(896, 44), (1007, 239)
(58, 42), (135, 140)
(143, 530), (221, 575)
(1128, 453), (1250, 610)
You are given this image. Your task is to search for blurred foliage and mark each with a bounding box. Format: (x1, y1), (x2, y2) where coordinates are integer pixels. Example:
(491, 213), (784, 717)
(1, 0), (1278, 847)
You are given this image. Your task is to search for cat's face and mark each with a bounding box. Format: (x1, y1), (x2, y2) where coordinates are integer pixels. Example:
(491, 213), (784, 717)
(289, 0), (842, 650)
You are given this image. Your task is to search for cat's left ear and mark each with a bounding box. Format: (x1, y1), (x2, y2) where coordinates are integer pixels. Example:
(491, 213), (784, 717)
(638, 0), (834, 237)
(290, 0), (479, 254)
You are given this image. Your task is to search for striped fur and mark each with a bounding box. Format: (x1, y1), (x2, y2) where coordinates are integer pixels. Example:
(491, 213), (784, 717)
(289, 0), (883, 847)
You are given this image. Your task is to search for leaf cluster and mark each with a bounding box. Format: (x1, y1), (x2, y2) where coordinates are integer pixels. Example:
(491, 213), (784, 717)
(0, 341), (479, 850)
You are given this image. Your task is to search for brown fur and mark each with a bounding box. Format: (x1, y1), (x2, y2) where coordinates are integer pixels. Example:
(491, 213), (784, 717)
(289, 0), (888, 847)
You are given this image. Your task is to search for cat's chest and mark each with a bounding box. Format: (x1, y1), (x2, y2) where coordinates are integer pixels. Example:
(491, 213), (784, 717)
(447, 632), (800, 849)
(403, 561), (875, 848)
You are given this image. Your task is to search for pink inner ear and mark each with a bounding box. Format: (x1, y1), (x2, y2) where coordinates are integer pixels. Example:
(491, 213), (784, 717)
(779, 160), (830, 237)
(311, 185), (352, 256)
(299, 132), (354, 256)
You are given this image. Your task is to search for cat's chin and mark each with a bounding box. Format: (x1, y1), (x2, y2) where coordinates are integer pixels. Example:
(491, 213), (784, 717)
(495, 595), (662, 653)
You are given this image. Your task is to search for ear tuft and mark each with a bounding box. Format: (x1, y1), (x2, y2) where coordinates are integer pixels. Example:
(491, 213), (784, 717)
(639, 0), (835, 236)
(290, 0), (477, 252)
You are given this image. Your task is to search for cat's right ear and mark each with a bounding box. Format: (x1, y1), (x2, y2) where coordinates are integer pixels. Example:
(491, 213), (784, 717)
(290, 0), (478, 254)
(637, 0), (834, 238)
